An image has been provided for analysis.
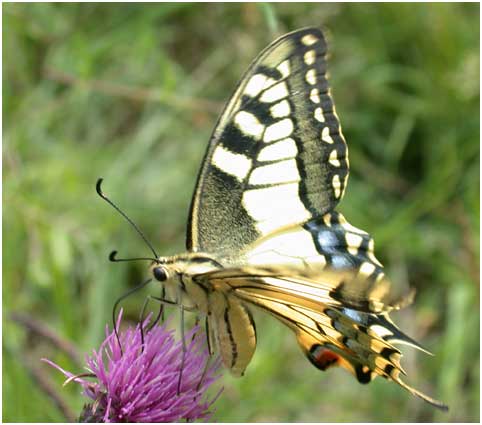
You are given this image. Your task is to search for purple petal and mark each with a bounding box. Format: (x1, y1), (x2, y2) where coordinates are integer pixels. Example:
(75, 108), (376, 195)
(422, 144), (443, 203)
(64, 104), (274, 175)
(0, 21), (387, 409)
(44, 310), (223, 422)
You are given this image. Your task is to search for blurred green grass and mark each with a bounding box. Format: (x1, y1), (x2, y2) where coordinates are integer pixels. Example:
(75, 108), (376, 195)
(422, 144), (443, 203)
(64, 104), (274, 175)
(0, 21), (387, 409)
(3, 3), (479, 422)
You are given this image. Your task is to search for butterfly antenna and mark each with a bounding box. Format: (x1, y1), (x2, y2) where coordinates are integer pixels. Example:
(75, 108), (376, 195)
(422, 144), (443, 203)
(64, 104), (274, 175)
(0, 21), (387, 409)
(96, 178), (159, 260)
(108, 250), (157, 263)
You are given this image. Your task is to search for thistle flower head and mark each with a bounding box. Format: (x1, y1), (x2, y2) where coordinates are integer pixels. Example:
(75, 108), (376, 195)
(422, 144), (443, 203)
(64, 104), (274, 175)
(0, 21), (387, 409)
(44, 312), (222, 422)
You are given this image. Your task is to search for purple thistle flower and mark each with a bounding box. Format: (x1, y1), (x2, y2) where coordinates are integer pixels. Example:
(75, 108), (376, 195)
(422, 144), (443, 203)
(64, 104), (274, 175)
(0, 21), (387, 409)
(43, 312), (222, 422)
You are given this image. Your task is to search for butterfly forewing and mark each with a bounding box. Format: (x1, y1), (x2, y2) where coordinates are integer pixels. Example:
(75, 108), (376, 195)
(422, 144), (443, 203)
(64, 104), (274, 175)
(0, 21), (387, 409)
(187, 28), (349, 254)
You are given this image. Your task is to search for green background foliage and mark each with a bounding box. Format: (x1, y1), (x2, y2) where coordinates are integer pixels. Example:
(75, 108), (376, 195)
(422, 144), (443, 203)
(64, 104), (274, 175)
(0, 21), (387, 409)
(3, 3), (479, 422)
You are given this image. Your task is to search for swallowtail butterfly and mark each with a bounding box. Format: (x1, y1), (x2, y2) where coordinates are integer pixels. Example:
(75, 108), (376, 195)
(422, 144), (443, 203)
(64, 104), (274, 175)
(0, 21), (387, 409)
(138, 28), (446, 410)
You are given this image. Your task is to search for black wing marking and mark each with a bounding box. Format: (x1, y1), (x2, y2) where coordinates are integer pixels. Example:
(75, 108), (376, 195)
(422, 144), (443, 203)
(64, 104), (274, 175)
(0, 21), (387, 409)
(187, 28), (349, 254)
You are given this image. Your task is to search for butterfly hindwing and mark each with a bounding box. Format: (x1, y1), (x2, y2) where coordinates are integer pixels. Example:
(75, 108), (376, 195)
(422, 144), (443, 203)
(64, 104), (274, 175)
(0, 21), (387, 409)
(187, 28), (349, 254)
(200, 266), (446, 410)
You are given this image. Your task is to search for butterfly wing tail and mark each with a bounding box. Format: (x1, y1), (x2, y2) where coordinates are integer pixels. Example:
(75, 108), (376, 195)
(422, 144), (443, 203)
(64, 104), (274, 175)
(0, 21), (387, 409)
(295, 308), (448, 411)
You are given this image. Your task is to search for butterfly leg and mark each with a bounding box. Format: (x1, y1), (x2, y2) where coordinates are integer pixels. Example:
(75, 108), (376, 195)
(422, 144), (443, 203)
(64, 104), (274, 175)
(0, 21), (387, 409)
(112, 277), (153, 355)
(177, 304), (186, 395)
(146, 291), (208, 394)
(137, 296), (151, 351)
(196, 354), (211, 393)
(191, 315), (201, 342)
(136, 286), (170, 351)
(145, 285), (166, 333)
(194, 316), (215, 394)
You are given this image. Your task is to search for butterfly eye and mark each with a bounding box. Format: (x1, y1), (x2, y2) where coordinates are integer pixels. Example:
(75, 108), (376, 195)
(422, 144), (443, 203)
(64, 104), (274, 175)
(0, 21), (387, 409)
(153, 266), (168, 282)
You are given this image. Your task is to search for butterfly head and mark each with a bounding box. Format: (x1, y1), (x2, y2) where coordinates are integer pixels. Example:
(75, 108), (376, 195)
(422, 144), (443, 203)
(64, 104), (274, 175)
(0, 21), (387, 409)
(150, 253), (221, 285)
(149, 257), (178, 286)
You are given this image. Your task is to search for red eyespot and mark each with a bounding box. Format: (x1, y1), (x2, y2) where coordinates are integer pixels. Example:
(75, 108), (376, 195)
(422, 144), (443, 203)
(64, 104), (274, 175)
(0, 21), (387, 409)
(309, 345), (340, 371)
